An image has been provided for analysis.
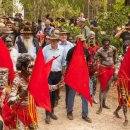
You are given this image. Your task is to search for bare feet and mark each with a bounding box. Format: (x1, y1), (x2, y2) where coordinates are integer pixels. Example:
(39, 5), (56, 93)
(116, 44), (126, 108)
(123, 120), (128, 126)
(96, 108), (102, 114)
(113, 111), (122, 119)
(93, 97), (98, 104)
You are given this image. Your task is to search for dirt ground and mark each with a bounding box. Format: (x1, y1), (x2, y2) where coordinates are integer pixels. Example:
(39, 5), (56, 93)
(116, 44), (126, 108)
(37, 84), (130, 130)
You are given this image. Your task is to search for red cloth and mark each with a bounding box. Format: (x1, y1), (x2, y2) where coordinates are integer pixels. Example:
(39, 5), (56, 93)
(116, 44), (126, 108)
(118, 46), (130, 91)
(64, 39), (92, 106)
(0, 39), (14, 83)
(2, 101), (16, 128)
(16, 105), (32, 126)
(29, 47), (52, 112)
(117, 46), (130, 106)
(98, 65), (114, 92)
(88, 45), (99, 76)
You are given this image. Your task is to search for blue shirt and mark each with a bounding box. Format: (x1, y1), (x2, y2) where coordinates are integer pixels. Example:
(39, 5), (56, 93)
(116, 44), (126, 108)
(43, 44), (66, 71)
(41, 25), (54, 35)
(58, 41), (74, 58)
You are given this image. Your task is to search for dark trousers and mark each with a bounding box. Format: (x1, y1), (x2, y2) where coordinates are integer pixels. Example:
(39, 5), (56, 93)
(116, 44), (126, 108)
(0, 120), (3, 130)
(65, 84), (70, 108)
(46, 71), (62, 116)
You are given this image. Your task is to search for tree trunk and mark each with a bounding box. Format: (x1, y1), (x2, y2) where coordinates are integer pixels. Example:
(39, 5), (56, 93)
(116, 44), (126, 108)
(125, 0), (130, 6)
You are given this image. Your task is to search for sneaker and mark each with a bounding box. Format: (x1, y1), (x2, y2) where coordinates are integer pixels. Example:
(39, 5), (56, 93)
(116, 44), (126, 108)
(67, 112), (73, 120)
(50, 113), (58, 120)
(82, 116), (92, 123)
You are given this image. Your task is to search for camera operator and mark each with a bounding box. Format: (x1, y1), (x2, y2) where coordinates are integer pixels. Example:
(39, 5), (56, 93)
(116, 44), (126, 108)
(115, 22), (130, 43)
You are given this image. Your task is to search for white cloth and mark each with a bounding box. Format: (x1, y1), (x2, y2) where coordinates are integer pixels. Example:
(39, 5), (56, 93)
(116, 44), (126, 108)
(10, 48), (19, 71)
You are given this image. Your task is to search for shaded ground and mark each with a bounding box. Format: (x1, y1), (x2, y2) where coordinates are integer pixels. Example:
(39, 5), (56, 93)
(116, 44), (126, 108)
(37, 84), (130, 130)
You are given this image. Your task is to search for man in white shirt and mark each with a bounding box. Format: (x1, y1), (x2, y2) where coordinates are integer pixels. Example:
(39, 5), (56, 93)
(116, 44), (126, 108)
(58, 30), (74, 108)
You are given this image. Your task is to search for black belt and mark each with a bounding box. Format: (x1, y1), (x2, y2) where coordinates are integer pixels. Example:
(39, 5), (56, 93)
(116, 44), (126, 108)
(50, 71), (61, 74)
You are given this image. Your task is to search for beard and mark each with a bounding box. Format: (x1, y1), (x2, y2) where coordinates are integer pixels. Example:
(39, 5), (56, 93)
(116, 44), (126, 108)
(21, 35), (34, 50)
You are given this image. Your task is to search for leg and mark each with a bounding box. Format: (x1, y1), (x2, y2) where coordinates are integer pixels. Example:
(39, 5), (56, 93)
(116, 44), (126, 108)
(45, 71), (62, 124)
(65, 84), (70, 108)
(96, 87), (104, 114)
(122, 105), (128, 126)
(81, 96), (88, 117)
(67, 87), (76, 120)
(55, 89), (59, 106)
(91, 76), (98, 104)
(53, 72), (62, 107)
(113, 105), (122, 118)
(102, 77), (113, 109)
(45, 91), (56, 123)
(81, 96), (92, 123)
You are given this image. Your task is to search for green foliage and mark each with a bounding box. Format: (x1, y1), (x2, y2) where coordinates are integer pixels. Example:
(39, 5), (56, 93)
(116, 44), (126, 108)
(96, 3), (130, 51)
(61, 23), (81, 36)
(19, 0), (81, 21)
(1, 0), (13, 16)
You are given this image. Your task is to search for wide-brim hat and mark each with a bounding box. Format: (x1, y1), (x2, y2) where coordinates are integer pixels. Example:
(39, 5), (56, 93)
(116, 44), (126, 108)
(0, 27), (13, 34)
(59, 29), (70, 35)
(20, 26), (33, 34)
(49, 34), (60, 40)
(21, 30), (33, 34)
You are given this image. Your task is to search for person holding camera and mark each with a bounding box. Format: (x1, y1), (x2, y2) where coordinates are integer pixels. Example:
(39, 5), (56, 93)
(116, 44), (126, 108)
(115, 22), (130, 43)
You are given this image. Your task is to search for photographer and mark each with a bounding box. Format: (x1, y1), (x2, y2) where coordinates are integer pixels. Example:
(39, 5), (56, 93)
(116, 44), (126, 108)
(115, 22), (130, 43)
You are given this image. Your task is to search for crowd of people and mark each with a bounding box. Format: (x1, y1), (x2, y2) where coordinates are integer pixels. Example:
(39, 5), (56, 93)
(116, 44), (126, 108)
(0, 12), (130, 129)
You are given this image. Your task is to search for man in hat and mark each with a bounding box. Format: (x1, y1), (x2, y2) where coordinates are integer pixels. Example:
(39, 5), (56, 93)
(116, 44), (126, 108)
(94, 38), (117, 114)
(5, 37), (19, 71)
(15, 26), (39, 58)
(66, 35), (92, 123)
(58, 30), (74, 107)
(115, 21), (130, 43)
(87, 31), (99, 104)
(0, 27), (14, 44)
(43, 34), (66, 124)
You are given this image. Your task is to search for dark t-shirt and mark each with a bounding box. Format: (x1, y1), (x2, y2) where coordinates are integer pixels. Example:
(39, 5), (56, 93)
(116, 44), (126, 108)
(0, 120), (3, 130)
(120, 31), (130, 42)
(66, 46), (89, 64)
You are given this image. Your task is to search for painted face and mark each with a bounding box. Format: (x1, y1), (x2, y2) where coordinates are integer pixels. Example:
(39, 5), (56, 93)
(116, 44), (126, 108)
(27, 61), (34, 75)
(23, 60), (34, 77)
(103, 41), (110, 49)
(89, 37), (95, 47)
